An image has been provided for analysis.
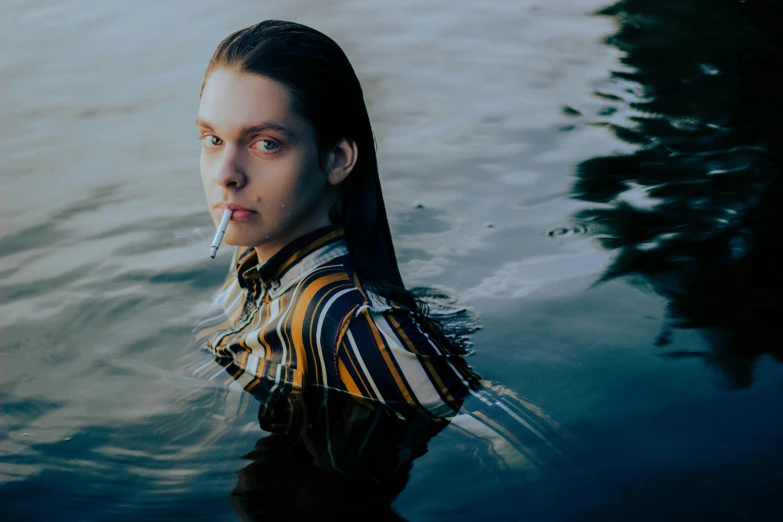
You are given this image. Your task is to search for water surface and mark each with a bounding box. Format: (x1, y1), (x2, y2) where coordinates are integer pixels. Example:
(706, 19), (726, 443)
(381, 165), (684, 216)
(2, 0), (782, 520)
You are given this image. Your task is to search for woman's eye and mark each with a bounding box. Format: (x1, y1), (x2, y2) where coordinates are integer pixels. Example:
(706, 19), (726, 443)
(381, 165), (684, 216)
(253, 139), (280, 152)
(202, 135), (222, 147)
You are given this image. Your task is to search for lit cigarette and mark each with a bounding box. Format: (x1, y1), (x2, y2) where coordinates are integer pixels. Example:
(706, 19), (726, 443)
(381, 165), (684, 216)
(210, 209), (233, 259)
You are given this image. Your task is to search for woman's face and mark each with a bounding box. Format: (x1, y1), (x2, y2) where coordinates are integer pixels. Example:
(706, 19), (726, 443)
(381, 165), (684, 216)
(197, 68), (337, 259)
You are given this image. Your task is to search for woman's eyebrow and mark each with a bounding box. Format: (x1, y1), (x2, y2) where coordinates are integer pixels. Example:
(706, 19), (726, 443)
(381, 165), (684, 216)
(195, 118), (295, 137)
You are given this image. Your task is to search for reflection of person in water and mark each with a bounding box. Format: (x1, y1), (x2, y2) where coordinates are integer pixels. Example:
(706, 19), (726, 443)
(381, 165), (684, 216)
(228, 391), (439, 521)
(189, 20), (567, 519)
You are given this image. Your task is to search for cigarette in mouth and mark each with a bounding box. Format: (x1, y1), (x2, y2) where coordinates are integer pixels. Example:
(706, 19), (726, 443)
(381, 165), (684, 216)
(210, 209), (233, 259)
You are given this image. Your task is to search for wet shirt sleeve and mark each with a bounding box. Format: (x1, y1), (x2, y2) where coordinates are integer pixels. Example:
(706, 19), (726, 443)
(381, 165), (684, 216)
(335, 306), (479, 420)
(335, 307), (572, 476)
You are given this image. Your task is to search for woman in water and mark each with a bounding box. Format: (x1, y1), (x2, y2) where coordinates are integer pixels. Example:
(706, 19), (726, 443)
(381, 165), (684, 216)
(190, 21), (567, 515)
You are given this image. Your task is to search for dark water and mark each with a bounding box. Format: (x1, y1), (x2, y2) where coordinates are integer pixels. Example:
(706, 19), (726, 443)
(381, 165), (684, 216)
(2, 0), (782, 520)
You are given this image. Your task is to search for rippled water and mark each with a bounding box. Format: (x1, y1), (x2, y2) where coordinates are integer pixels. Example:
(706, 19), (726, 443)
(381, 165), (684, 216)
(3, 0), (782, 520)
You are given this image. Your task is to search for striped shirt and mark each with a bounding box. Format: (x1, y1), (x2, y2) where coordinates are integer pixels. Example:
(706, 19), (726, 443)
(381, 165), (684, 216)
(194, 225), (479, 427)
(191, 225), (569, 475)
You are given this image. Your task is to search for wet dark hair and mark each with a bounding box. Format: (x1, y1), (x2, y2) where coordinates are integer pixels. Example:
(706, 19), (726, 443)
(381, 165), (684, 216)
(202, 20), (464, 353)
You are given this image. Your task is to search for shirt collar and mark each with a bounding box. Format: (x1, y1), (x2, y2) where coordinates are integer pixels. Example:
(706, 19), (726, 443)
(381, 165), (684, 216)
(236, 226), (349, 295)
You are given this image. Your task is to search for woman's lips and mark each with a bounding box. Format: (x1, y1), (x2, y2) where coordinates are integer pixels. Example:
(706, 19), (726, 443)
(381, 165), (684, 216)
(216, 205), (257, 222)
(227, 208), (256, 221)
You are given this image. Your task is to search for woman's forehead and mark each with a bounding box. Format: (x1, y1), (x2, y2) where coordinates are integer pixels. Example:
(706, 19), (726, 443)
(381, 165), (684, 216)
(198, 69), (306, 136)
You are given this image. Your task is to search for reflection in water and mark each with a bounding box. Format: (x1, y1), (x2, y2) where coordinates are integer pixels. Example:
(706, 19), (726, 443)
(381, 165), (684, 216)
(571, 0), (783, 387)
(180, 287), (569, 521)
(218, 382), (566, 521)
(229, 392), (435, 521)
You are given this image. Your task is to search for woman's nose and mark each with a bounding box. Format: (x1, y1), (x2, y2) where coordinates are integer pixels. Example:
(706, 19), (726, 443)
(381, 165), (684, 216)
(215, 146), (247, 189)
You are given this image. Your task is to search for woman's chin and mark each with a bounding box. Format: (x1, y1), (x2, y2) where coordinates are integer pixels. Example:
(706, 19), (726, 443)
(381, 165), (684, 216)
(223, 232), (267, 249)
(222, 232), (249, 248)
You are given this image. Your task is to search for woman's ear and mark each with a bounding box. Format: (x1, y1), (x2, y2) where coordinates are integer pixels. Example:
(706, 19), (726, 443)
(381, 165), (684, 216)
(326, 138), (358, 186)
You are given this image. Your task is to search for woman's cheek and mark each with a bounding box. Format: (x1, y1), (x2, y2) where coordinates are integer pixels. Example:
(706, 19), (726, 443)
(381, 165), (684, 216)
(277, 198), (294, 220)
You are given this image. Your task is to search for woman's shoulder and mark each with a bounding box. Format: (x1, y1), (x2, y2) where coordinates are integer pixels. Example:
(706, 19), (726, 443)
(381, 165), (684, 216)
(289, 259), (383, 346)
(294, 256), (370, 308)
(337, 295), (459, 360)
(333, 291), (480, 417)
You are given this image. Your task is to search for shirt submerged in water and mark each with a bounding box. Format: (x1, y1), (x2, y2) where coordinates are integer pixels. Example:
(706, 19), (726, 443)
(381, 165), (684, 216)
(191, 225), (569, 475)
(194, 225), (480, 428)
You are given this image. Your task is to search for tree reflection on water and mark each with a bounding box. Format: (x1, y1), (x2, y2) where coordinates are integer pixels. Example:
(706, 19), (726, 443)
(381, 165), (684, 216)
(572, 0), (782, 387)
